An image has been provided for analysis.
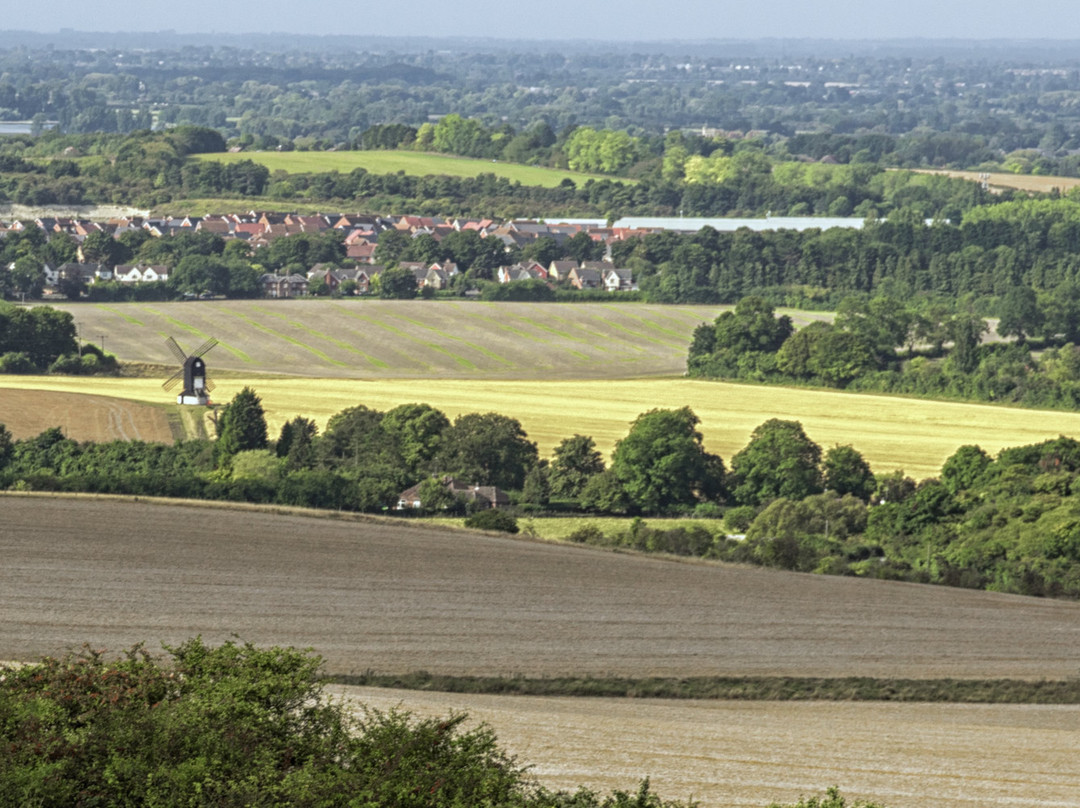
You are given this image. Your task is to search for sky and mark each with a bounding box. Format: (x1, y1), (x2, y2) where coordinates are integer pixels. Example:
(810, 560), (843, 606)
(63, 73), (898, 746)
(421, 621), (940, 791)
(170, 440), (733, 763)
(12, 1), (1080, 42)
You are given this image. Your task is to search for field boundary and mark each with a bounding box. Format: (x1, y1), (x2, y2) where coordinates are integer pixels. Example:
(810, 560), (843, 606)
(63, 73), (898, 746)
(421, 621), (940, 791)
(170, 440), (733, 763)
(330, 672), (1080, 702)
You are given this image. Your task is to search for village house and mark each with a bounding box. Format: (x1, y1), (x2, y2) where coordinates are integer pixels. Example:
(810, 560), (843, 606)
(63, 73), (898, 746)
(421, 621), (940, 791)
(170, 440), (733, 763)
(396, 477), (510, 511)
(259, 273), (309, 298)
(114, 264), (171, 284)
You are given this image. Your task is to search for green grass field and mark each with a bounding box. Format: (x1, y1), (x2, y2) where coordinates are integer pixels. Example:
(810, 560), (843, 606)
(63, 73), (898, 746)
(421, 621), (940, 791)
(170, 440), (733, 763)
(194, 150), (618, 188)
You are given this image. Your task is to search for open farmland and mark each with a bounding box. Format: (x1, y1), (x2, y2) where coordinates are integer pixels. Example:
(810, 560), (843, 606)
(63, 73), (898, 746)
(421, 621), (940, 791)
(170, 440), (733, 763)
(912, 167), (1080, 195)
(5, 375), (1080, 478)
(4, 496), (1080, 679)
(193, 150), (617, 188)
(0, 388), (174, 442)
(341, 688), (1080, 808)
(48, 300), (732, 380)
(9, 497), (1080, 807)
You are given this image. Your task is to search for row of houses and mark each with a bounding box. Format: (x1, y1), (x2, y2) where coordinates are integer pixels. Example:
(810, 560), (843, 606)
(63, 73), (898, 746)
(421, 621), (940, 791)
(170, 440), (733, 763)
(258, 257), (634, 298)
(0, 210), (657, 267)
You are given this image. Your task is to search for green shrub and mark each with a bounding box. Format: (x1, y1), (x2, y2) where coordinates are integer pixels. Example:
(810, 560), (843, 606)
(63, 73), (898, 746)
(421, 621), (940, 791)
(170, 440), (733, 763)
(0, 638), (694, 808)
(768, 786), (887, 808)
(567, 524), (607, 544)
(464, 508), (520, 533)
(0, 352), (36, 373)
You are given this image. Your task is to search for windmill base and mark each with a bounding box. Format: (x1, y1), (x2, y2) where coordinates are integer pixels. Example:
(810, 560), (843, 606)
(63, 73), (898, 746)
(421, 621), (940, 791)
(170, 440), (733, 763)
(177, 393), (211, 406)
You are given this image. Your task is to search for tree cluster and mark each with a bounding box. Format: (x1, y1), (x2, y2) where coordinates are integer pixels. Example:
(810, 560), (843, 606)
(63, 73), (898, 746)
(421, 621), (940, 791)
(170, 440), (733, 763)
(688, 293), (1080, 411)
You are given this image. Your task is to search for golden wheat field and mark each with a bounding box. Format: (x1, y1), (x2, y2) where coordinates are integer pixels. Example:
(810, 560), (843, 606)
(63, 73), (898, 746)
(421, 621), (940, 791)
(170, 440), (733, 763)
(913, 167), (1080, 194)
(5, 374), (1080, 479)
(339, 687), (1080, 808)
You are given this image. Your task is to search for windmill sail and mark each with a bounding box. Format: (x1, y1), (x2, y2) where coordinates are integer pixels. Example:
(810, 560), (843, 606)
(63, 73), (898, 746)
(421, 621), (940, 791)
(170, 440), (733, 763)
(162, 336), (217, 405)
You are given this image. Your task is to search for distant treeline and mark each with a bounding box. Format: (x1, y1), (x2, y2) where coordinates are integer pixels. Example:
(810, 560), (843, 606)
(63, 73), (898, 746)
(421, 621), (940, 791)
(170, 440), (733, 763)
(0, 126), (1001, 220)
(613, 198), (1080, 307)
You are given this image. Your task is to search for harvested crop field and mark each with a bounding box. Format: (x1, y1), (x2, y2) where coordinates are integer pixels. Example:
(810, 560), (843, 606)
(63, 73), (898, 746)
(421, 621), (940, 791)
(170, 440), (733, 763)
(5, 374), (1080, 479)
(0, 388), (174, 442)
(339, 687), (1080, 808)
(3, 496), (1079, 680)
(48, 300), (727, 379)
(912, 167), (1080, 195)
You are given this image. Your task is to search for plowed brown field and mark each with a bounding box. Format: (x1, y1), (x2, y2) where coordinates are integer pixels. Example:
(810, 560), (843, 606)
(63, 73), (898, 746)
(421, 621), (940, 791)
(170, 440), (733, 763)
(6, 496), (1080, 808)
(3, 496), (1078, 680)
(0, 388), (174, 442)
(339, 687), (1080, 808)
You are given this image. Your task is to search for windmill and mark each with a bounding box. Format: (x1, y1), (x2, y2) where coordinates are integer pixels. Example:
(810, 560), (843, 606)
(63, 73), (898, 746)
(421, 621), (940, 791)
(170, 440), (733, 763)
(163, 336), (218, 405)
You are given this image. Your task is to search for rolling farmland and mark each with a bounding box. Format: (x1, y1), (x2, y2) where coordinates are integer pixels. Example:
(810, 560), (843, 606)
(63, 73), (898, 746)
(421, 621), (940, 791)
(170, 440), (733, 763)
(4, 497), (1079, 679)
(0, 388), (174, 442)
(342, 688), (1080, 808)
(194, 150), (617, 188)
(3, 496), (1079, 808)
(5, 374), (1080, 479)
(49, 300), (729, 380)
(911, 167), (1080, 194)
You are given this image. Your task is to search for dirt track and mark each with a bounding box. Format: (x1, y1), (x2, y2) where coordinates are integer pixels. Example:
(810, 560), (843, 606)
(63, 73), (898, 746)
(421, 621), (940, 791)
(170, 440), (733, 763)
(2, 496), (1079, 679)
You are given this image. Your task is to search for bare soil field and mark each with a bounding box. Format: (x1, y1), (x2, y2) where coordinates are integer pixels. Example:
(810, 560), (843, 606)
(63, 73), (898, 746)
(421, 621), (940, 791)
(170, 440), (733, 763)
(338, 687), (1080, 808)
(0, 388), (174, 442)
(5, 375), (1080, 478)
(3, 496), (1079, 680)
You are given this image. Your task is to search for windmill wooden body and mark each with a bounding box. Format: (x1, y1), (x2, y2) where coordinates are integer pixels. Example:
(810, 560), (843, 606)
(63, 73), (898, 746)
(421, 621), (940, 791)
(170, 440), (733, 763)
(163, 337), (218, 405)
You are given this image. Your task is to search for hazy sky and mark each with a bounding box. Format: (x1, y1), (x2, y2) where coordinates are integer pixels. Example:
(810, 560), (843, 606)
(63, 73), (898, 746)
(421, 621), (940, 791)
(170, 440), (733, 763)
(14, 1), (1080, 41)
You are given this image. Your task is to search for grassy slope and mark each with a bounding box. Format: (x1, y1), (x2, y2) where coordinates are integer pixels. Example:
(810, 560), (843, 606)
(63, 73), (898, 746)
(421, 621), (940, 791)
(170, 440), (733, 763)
(194, 150), (618, 188)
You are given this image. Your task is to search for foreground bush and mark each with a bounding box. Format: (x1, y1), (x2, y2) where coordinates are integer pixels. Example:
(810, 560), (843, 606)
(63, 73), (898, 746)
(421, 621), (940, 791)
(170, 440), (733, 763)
(0, 638), (693, 808)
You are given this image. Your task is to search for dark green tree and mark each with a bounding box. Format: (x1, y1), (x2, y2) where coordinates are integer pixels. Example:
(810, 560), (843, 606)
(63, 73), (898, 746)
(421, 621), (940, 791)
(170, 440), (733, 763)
(379, 266), (418, 299)
(997, 285), (1044, 345)
(946, 313), (988, 374)
(381, 403), (451, 477)
(0, 423), (12, 470)
(436, 413), (538, 490)
(276, 416), (318, 470)
(941, 444), (992, 495)
(216, 386), (269, 459)
(416, 476), (460, 512)
(609, 407), (725, 513)
(317, 405), (402, 478)
(373, 229), (412, 265)
(822, 444), (876, 500)
(80, 229), (127, 267)
(729, 419), (823, 506)
(549, 434), (606, 499)
(9, 256), (45, 299)
(521, 464), (551, 506)
(835, 294), (914, 365)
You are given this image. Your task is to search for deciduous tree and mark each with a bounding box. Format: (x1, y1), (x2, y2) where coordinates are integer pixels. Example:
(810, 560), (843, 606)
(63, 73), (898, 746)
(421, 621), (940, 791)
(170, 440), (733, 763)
(609, 407), (725, 513)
